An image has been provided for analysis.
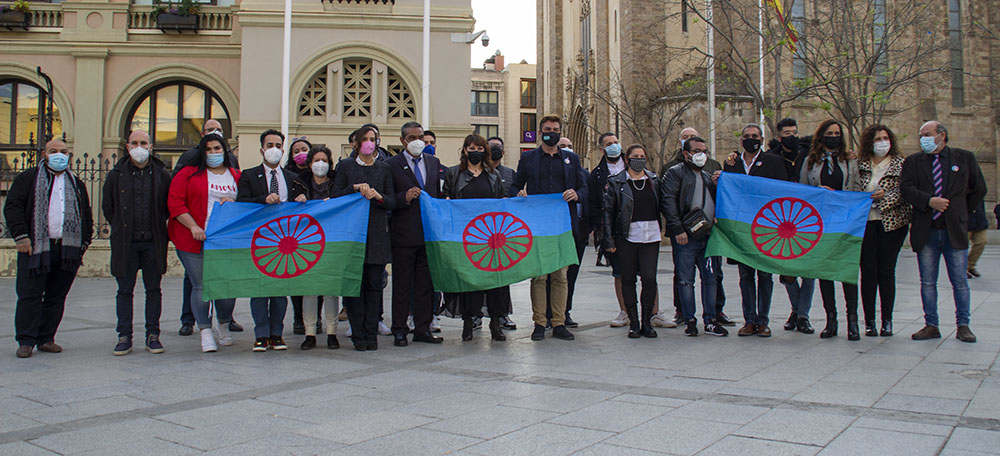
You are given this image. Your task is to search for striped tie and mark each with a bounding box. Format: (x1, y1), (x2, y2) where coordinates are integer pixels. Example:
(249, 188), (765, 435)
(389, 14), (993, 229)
(932, 155), (943, 220)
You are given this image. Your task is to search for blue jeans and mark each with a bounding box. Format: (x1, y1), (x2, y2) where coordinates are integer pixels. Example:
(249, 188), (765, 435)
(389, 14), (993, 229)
(917, 230), (971, 327)
(250, 297), (288, 338)
(175, 250), (235, 330)
(674, 237), (716, 323)
(782, 277), (814, 318)
(738, 264), (773, 325)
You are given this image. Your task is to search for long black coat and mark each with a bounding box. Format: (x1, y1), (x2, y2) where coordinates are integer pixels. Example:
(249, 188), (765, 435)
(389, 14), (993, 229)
(3, 166), (93, 248)
(900, 146), (987, 251)
(102, 157), (172, 277)
(332, 158), (396, 265)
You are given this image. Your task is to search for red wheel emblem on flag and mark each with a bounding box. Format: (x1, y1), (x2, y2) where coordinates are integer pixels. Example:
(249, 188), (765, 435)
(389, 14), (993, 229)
(463, 212), (533, 271)
(250, 214), (325, 278)
(750, 197), (823, 260)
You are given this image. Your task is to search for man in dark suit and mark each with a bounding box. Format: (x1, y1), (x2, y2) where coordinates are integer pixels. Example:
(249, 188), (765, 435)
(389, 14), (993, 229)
(721, 123), (788, 338)
(386, 121), (444, 346)
(236, 129), (307, 352)
(900, 120), (986, 343)
(511, 115), (590, 341)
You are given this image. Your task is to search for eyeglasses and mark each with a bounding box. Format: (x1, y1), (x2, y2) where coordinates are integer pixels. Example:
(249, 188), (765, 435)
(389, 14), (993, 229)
(291, 136), (308, 142)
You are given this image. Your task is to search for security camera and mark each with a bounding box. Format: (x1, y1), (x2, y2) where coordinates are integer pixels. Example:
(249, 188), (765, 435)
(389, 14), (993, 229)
(481, 33), (490, 47)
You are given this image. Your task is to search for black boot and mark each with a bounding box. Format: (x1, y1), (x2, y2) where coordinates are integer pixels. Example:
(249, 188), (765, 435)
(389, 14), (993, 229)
(784, 312), (798, 331)
(820, 312), (838, 338)
(847, 315), (860, 341)
(489, 318), (506, 341)
(462, 318), (474, 341)
(639, 301), (657, 338)
(864, 319), (877, 337)
(626, 304), (640, 338)
(880, 320), (893, 337)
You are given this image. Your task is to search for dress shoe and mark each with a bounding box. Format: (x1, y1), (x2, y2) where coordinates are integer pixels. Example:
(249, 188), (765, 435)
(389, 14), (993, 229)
(956, 326), (977, 343)
(37, 342), (62, 353)
(327, 335), (340, 349)
(228, 320), (244, 332)
(293, 320), (306, 335)
(353, 341), (367, 351)
(552, 325), (575, 340)
(756, 325), (772, 337)
(910, 325), (941, 340)
(178, 324), (194, 336)
(413, 332), (443, 344)
(715, 312), (736, 326)
(16, 345), (32, 358)
(737, 323), (757, 336)
(796, 317), (815, 334)
(969, 268), (981, 278)
(301, 335), (317, 350)
(489, 319), (506, 341)
(880, 320), (893, 337)
(564, 312), (579, 328)
(367, 341), (378, 351)
(531, 324), (546, 341)
(820, 312), (838, 339)
(864, 320), (878, 337)
(846, 316), (860, 341)
(784, 312), (798, 331)
(394, 334), (409, 347)
(462, 318), (474, 341)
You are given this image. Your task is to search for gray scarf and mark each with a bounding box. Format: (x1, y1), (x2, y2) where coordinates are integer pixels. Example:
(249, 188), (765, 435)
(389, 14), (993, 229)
(29, 166), (83, 274)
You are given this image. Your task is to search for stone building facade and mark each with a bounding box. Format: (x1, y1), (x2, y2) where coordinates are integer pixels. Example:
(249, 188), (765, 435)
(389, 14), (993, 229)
(470, 54), (538, 167)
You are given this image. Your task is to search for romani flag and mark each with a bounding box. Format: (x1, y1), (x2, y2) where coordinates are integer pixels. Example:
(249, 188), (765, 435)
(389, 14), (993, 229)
(706, 173), (871, 284)
(201, 195), (369, 300)
(419, 192), (579, 293)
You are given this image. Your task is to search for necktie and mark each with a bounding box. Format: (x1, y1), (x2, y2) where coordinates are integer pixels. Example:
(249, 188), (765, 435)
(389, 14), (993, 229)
(823, 152), (834, 175)
(412, 156), (425, 189)
(269, 169), (279, 195)
(932, 155), (943, 220)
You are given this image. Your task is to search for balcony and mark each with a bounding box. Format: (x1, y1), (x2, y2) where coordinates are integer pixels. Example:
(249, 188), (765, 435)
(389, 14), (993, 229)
(0, 3), (62, 31)
(128, 6), (233, 33)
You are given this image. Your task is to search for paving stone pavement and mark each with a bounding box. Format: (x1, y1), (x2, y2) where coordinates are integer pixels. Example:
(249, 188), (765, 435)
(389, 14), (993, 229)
(1, 246), (999, 455)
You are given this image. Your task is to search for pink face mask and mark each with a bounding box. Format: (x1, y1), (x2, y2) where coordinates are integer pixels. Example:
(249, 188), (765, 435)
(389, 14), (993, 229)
(293, 152), (308, 165)
(360, 141), (376, 156)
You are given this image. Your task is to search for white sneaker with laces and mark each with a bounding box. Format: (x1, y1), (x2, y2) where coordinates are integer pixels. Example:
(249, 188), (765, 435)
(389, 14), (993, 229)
(652, 313), (677, 328)
(378, 321), (392, 336)
(345, 325), (352, 338)
(430, 316), (442, 333)
(213, 324), (233, 346)
(610, 311), (629, 327)
(200, 328), (218, 353)
(407, 315), (415, 331)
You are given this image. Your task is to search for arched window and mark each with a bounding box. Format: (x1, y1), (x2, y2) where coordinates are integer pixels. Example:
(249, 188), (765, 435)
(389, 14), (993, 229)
(298, 58), (415, 123)
(0, 78), (63, 167)
(125, 81), (231, 163)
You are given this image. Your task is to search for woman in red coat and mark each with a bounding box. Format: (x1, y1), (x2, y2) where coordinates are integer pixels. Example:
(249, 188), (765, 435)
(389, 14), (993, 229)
(168, 135), (241, 353)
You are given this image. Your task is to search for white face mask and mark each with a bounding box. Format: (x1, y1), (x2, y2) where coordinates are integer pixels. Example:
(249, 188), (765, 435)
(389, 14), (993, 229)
(406, 139), (425, 158)
(129, 146), (150, 164)
(311, 160), (330, 177)
(691, 152), (708, 168)
(873, 140), (891, 157)
(263, 147), (283, 165)
(205, 129), (223, 138)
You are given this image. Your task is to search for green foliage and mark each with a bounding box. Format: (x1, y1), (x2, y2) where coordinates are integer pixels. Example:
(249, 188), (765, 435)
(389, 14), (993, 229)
(153, 0), (200, 16)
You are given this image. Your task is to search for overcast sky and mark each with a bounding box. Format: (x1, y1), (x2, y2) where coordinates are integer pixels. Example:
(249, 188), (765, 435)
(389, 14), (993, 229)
(470, 0), (537, 67)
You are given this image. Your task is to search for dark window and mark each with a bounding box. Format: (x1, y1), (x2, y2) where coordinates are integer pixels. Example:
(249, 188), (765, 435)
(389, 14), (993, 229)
(681, 0), (688, 33)
(948, 0), (964, 107)
(470, 90), (499, 117)
(873, 0), (888, 89)
(520, 113), (536, 143)
(473, 124), (499, 139)
(0, 79), (63, 167)
(520, 79), (536, 108)
(124, 81), (231, 165)
(791, 0), (806, 80)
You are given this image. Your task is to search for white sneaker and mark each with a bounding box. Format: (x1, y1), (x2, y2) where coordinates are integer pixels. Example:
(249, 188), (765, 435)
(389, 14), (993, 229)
(345, 325), (352, 338)
(430, 315), (442, 333)
(378, 321), (392, 336)
(610, 311), (629, 327)
(200, 328), (218, 353)
(213, 324), (233, 346)
(407, 315), (415, 331)
(652, 312), (677, 328)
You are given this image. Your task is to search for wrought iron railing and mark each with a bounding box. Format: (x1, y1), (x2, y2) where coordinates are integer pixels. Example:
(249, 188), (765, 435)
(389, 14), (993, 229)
(128, 8), (232, 31)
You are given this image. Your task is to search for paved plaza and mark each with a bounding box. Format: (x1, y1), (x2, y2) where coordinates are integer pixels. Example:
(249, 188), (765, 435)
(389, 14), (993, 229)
(0, 245), (999, 455)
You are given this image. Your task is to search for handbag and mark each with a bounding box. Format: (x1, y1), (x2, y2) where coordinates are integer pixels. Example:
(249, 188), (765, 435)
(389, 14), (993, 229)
(682, 181), (713, 239)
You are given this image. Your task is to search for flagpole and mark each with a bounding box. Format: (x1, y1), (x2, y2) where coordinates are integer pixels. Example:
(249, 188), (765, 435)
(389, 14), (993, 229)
(421, 0), (430, 125)
(707, 0), (716, 157)
(758, 0), (765, 137)
(280, 0), (292, 143)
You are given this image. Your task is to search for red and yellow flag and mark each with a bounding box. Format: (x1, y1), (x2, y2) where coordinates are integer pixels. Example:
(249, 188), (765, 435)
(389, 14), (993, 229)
(767, 0), (800, 53)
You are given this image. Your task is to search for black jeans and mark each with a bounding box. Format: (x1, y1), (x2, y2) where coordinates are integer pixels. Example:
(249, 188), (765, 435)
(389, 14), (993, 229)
(860, 220), (907, 322)
(819, 280), (859, 317)
(738, 264), (773, 326)
(15, 242), (78, 347)
(712, 256), (726, 313)
(461, 288), (507, 319)
(391, 246), (434, 336)
(344, 263), (386, 345)
(180, 275), (194, 326)
(618, 240), (659, 319)
(114, 241), (163, 338)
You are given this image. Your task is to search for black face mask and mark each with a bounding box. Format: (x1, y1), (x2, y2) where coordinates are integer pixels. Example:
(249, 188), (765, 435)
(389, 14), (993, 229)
(489, 144), (503, 162)
(541, 133), (561, 147)
(467, 151), (486, 165)
(628, 158), (647, 173)
(822, 136), (843, 150)
(780, 135), (799, 152)
(742, 138), (762, 154)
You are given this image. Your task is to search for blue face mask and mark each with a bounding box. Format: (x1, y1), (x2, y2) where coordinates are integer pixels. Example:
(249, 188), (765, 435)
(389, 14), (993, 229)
(920, 136), (938, 154)
(206, 153), (225, 168)
(604, 143), (622, 158)
(47, 152), (69, 172)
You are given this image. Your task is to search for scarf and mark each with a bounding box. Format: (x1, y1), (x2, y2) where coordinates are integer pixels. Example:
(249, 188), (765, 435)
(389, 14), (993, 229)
(29, 166), (83, 274)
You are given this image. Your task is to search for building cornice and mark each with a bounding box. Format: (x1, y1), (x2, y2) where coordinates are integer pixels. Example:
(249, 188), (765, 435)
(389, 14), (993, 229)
(236, 11), (473, 33)
(0, 42), (241, 57)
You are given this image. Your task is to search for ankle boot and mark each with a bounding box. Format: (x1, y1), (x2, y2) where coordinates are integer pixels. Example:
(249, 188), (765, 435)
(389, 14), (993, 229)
(864, 319), (878, 337)
(847, 315), (860, 341)
(626, 304), (640, 339)
(489, 318), (506, 341)
(880, 320), (893, 336)
(820, 312), (838, 338)
(462, 318), (474, 341)
(639, 302), (657, 338)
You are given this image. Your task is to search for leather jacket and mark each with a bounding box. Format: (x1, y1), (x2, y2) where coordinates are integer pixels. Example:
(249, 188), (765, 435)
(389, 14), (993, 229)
(659, 161), (717, 237)
(602, 169), (660, 250)
(443, 165), (504, 199)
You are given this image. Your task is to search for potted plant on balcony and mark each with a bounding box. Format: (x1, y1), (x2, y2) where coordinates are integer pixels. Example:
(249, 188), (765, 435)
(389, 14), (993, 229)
(0, 0), (30, 30)
(154, 0), (200, 32)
